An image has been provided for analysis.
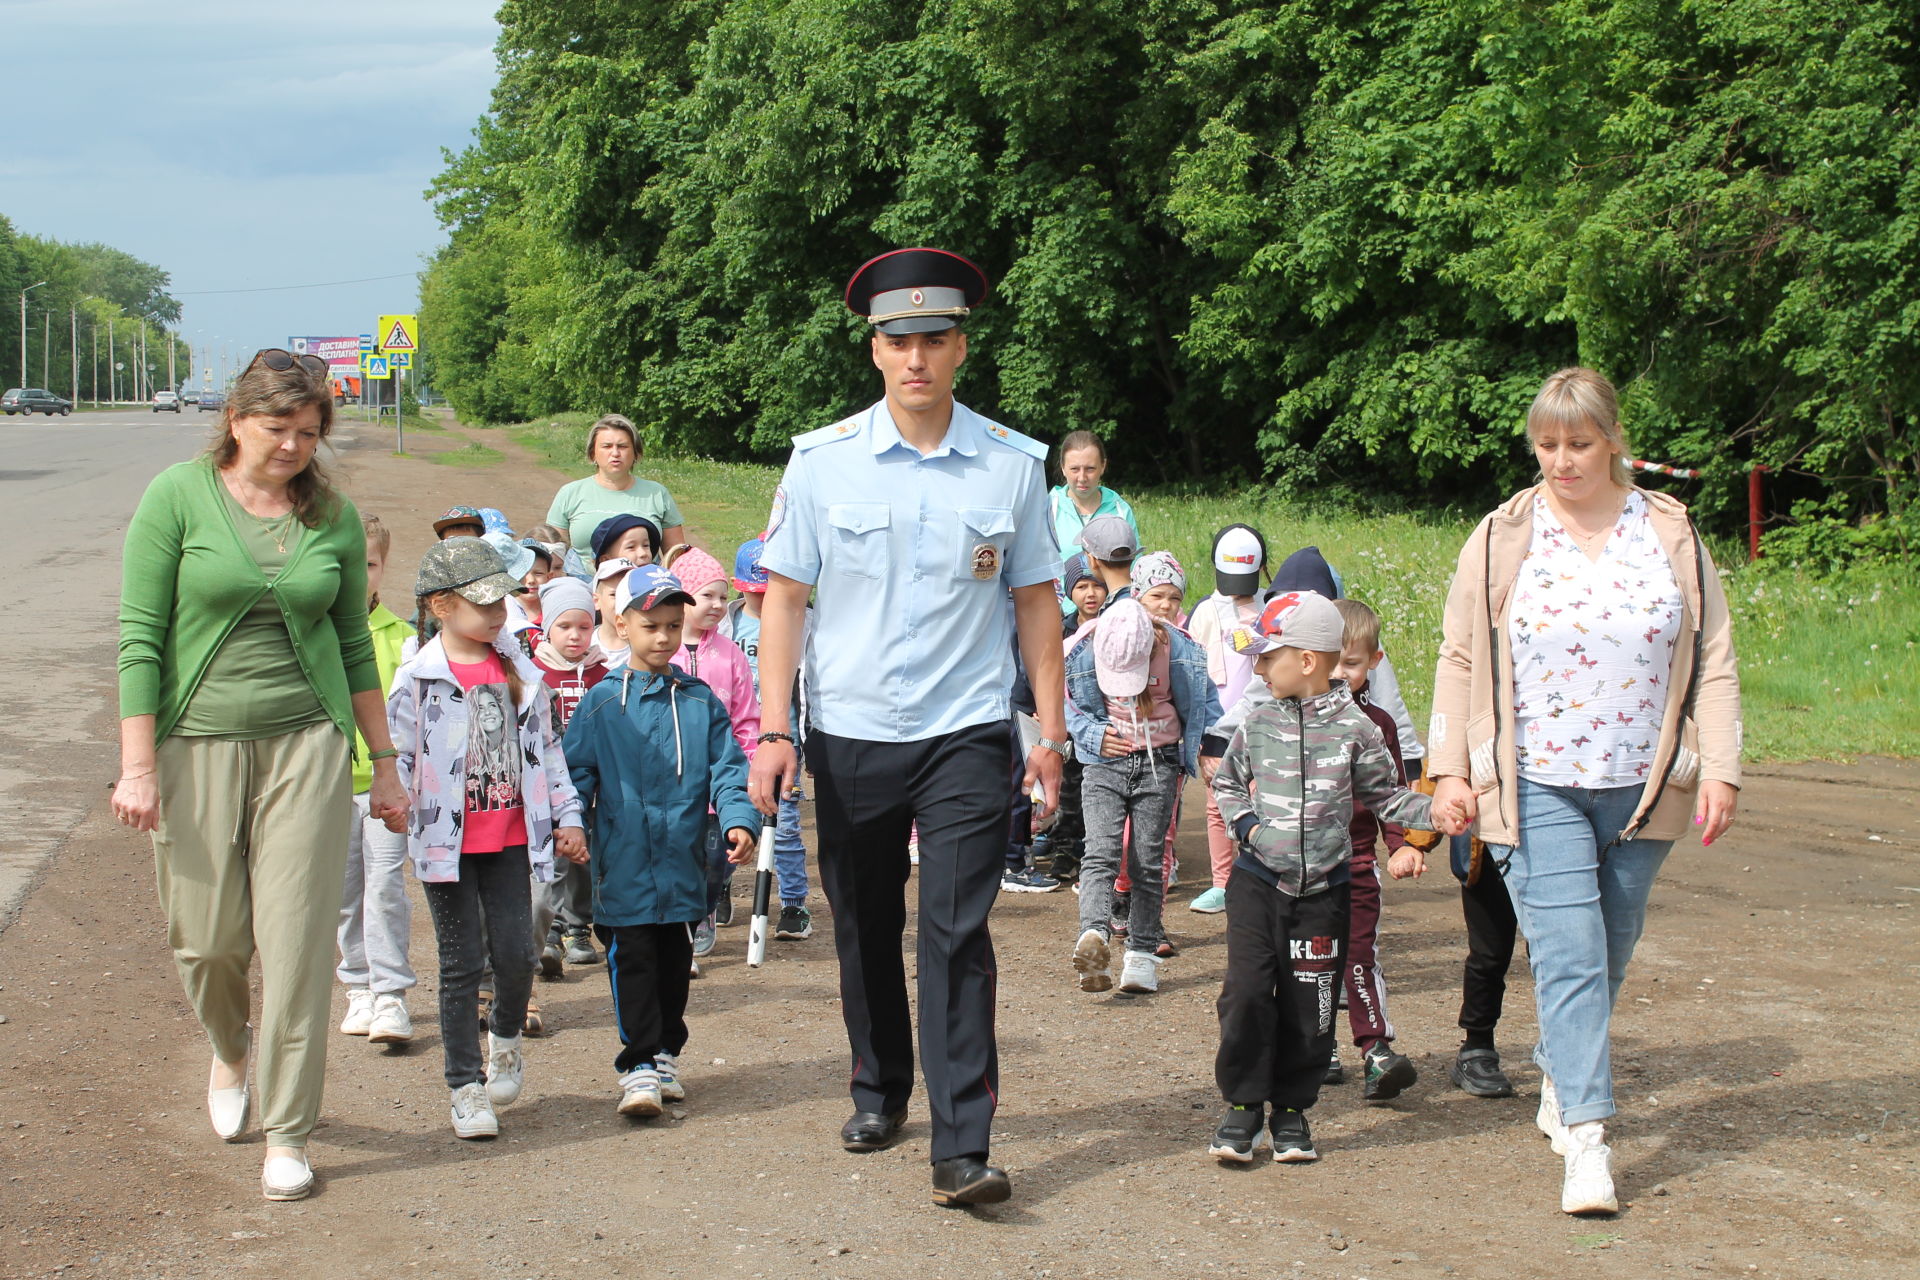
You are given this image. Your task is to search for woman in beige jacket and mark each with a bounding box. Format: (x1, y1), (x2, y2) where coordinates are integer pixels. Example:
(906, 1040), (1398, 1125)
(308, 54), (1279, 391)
(1429, 368), (1741, 1217)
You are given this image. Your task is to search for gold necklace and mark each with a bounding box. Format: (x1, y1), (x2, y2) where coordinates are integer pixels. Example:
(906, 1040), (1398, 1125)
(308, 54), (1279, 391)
(252, 508), (296, 554)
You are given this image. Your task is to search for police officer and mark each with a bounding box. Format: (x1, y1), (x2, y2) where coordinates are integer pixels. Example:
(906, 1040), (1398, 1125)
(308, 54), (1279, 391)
(748, 248), (1067, 1207)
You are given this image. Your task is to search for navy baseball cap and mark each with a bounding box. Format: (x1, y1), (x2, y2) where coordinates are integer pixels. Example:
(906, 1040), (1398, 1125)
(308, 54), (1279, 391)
(590, 514), (661, 563)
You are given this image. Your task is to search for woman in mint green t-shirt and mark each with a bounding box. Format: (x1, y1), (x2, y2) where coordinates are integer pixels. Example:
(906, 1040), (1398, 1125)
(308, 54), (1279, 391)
(545, 413), (687, 562)
(113, 351), (408, 1203)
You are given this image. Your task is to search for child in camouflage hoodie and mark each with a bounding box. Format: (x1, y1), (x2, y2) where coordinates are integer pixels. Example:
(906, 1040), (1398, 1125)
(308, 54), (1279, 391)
(1206, 591), (1464, 1166)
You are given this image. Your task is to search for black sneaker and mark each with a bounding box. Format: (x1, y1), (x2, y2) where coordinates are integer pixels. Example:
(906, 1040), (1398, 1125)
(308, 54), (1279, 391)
(1270, 1109), (1318, 1162)
(775, 905), (813, 940)
(1110, 891), (1132, 939)
(1001, 863), (1059, 893)
(714, 893), (735, 927)
(1362, 1042), (1418, 1102)
(1324, 1046), (1346, 1085)
(1208, 1105), (1264, 1164)
(1449, 1047), (1515, 1098)
(563, 929), (601, 966)
(539, 938), (565, 980)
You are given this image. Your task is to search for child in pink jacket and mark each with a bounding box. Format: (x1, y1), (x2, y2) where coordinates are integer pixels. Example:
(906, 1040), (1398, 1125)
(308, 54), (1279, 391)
(669, 547), (762, 962)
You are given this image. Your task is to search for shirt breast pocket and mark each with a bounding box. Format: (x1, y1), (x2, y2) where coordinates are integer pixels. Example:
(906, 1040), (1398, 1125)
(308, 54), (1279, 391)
(954, 506), (1015, 582)
(827, 502), (891, 579)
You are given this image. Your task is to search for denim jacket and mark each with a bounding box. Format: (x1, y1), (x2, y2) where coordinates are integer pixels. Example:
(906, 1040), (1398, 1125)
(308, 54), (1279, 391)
(1064, 619), (1221, 776)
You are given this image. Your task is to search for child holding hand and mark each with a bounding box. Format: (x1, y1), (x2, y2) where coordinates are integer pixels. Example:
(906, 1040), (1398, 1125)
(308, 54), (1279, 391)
(388, 538), (586, 1141)
(530, 575), (611, 973)
(563, 565), (759, 1117)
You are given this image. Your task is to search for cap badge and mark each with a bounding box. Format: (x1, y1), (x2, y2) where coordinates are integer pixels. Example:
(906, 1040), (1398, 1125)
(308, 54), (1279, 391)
(970, 543), (1001, 581)
(910, 289), (925, 307)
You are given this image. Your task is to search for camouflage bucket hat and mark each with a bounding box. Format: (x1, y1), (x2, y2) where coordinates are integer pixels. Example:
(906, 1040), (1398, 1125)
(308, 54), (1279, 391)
(415, 536), (523, 605)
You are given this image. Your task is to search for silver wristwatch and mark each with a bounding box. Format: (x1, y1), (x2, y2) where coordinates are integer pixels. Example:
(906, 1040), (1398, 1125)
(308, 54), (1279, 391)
(1035, 737), (1069, 757)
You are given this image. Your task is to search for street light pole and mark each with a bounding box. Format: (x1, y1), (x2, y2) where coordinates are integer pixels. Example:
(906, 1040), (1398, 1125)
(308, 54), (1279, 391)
(19, 281), (47, 386)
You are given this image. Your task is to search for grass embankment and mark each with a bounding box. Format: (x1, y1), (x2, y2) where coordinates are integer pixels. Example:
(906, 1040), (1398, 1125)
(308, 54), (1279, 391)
(499, 413), (1919, 762)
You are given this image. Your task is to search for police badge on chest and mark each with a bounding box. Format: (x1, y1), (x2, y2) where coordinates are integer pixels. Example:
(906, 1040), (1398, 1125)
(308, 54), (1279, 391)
(970, 542), (1000, 580)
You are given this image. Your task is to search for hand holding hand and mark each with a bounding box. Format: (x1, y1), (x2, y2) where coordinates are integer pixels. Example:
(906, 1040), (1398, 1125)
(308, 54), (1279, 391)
(1431, 776), (1477, 833)
(1199, 755), (1221, 786)
(1387, 848), (1426, 880)
(726, 827), (757, 866)
(556, 826), (589, 864)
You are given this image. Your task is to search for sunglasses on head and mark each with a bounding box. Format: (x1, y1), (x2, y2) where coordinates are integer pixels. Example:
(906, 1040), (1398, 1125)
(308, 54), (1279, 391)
(248, 348), (330, 378)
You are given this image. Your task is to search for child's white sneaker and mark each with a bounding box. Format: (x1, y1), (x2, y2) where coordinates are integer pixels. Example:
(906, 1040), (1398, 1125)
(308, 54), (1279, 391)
(1117, 950), (1161, 994)
(485, 1033), (524, 1107)
(1072, 928), (1112, 993)
(1561, 1121), (1618, 1214)
(1538, 1074), (1568, 1154)
(654, 1052), (686, 1103)
(338, 987), (374, 1036)
(450, 1082), (498, 1139)
(367, 994), (412, 1044)
(618, 1067), (663, 1117)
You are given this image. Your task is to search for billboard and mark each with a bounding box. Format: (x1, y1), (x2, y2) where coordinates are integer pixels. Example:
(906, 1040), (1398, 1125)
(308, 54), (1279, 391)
(287, 336), (364, 370)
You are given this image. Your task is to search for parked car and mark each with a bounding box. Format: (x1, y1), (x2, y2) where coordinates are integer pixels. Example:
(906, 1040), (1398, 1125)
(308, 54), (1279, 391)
(197, 391), (226, 413)
(1, 388), (73, 416)
(151, 391), (183, 413)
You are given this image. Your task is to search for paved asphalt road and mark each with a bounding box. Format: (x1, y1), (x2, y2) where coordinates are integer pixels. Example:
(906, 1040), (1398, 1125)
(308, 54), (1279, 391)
(0, 405), (217, 918)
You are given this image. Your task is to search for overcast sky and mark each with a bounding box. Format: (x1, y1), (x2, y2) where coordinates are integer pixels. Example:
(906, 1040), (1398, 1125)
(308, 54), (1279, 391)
(1, 0), (500, 376)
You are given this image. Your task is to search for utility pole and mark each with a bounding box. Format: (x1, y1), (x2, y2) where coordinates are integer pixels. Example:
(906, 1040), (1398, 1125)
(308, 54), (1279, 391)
(19, 281), (46, 385)
(42, 310), (51, 387)
(108, 318), (115, 403)
(166, 327), (176, 391)
(91, 323), (98, 404)
(70, 308), (78, 407)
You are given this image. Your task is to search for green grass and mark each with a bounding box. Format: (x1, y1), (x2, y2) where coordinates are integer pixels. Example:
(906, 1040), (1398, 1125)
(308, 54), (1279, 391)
(496, 415), (1920, 762)
(425, 438), (504, 467)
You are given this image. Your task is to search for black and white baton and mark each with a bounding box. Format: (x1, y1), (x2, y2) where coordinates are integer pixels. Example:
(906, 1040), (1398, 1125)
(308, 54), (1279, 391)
(746, 819), (778, 967)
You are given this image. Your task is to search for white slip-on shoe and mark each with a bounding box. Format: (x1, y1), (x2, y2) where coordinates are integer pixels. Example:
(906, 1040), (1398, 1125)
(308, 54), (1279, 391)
(367, 994), (413, 1045)
(208, 1042), (252, 1143)
(1561, 1120), (1618, 1215)
(260, 1151), (313, 1201)
(1073, 928), (1113, 993)
(1117, 949), (1161, 994)
(618, 1067), (663, 1117)
(654, 1052), (686, 1103)
(450, 1082), (498, 1139)
(1538, 1075), (1568, 1155)
(485, 1033), (524, 1107)
(338, 987), (375, 1036)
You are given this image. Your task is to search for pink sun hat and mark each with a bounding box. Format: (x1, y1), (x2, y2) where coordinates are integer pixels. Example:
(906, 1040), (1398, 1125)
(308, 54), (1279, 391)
(1094, 597), (1156, 697)
(671, 547), (728, 595)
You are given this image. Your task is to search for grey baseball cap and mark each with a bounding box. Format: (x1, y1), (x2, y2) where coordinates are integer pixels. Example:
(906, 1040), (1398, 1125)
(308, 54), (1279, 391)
(414, 536), (523, 605)
(1077, 515), (1140, 562)
(1233, 590), (1347, 655)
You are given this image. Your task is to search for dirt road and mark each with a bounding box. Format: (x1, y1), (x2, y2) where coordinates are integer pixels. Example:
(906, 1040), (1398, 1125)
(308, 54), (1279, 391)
(1, 417), (1914, 1280)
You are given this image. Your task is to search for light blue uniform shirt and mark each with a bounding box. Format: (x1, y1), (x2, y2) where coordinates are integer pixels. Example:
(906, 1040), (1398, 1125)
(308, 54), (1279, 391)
(760, 399), (1059, 743)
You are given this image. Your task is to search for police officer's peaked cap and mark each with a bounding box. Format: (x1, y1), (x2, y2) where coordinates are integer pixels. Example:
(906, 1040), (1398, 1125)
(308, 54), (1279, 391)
(845, 248), (990, 335)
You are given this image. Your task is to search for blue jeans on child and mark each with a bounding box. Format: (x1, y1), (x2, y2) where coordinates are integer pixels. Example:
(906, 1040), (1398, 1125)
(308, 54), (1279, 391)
(705, 785), (812, 915)
(1490, 778), (1673, 1126)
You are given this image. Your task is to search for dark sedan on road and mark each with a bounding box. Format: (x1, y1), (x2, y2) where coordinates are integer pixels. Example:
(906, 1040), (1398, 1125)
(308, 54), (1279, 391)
(2, 388), (73, 416)
(196, 391), (226, 413)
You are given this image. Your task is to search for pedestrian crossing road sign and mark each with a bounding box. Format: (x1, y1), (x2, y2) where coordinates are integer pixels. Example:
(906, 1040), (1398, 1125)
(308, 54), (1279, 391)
(377, 314), (418, 355)
(391, 352), (411, 368)
(364, 355), (391, 379)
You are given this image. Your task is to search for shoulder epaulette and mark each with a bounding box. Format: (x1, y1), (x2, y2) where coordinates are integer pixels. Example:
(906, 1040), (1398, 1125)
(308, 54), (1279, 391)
(978, 420), (1050, 462)
(792, 416), (864, 451)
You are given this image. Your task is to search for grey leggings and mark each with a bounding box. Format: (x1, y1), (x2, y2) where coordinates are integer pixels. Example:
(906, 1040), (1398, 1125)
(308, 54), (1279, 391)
(1078, 745), (1181, 953)
(423, 846), (534, 1089)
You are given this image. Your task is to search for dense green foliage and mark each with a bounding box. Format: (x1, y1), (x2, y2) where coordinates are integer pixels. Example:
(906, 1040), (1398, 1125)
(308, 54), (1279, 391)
(425, 0), (1919, 548)
(0, 214), (189, 399)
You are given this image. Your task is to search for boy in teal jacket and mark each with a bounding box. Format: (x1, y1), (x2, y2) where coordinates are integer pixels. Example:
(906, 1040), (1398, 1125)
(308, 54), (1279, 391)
(562, 565), (759, 1119)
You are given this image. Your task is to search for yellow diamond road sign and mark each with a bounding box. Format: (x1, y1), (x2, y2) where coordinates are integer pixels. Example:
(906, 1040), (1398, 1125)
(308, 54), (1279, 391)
(377, 314), (418, 355)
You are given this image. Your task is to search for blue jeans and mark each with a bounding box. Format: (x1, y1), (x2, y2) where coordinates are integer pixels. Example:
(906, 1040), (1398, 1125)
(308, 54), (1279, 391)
(1491, 779), (1672, 1125)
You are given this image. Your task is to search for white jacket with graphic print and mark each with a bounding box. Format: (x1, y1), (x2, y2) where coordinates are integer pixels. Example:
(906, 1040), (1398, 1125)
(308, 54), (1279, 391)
(388, 631), (582, 884)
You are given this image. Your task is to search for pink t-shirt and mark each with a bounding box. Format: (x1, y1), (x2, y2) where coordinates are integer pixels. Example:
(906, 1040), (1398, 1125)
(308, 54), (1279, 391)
(447, 653), (527, 854)
(1102, 637), (1182, 752)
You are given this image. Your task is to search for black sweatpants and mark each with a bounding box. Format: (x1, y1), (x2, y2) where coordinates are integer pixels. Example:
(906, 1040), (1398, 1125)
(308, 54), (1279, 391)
(595, 922), (695, 1074)
(1215, 868), (1349, 1111)
(807, 721), (1009, 1164)
(422, 846), (534, 1090)
(1453, 835), (1519, 1036)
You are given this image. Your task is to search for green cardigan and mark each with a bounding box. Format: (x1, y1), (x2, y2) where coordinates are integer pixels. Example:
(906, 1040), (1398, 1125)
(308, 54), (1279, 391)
(118, 457), (380, 744)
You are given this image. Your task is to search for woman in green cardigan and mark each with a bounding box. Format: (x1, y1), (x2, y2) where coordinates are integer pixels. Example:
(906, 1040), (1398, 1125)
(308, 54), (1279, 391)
(113, 351), (409, 1202)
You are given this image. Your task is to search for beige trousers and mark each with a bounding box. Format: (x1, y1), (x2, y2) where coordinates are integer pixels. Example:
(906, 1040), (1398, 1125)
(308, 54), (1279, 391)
(153, 720), (352, 1147)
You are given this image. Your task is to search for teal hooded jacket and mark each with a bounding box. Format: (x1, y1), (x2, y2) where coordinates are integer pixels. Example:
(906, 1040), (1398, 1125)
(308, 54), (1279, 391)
(562, 664), (758, 927)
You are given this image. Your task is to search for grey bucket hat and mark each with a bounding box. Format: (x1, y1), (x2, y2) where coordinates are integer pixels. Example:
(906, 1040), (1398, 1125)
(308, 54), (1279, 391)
(415, 536), (523, 605)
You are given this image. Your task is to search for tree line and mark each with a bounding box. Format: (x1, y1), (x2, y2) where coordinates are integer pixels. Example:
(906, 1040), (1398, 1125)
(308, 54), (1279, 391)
(420, 0), (1919, 551)
(0, 215), (191, 403)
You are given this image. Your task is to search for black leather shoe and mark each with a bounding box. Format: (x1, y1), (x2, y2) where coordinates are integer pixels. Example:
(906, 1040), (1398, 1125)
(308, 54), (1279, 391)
(841, 1109), (907, 1152)
(931, 1156), (1011, 1206)
(1450, 1047), (1515, 1098)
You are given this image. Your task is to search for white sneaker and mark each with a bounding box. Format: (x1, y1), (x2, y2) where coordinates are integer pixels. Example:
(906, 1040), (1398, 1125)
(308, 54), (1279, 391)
(450, 1082), (498, 1139)
(618, 1067), (663, 1117)
(1538, 1074), (1568, 1155)
(1072, 928), (1112, 993)
(654, 1052), (686, 1103)
(339, 987), (375, 1036)
(1117, 949), (1161, 993)
(367, 994), (413, 1044)
(485, 1033), (524, 1107)
(1561, 1121), (1618, 1214)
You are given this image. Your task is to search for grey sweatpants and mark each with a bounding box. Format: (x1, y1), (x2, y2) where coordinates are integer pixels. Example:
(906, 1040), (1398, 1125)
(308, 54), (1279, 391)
(336, 792), (417, 994)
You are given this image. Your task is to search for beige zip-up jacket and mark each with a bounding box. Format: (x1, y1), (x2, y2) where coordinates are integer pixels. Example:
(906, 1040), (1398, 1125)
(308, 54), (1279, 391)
(1429, 485), (1742, 847)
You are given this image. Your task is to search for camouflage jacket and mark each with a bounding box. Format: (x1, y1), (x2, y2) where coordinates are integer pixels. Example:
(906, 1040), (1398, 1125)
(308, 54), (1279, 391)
(1212, 681), (1434, 899)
